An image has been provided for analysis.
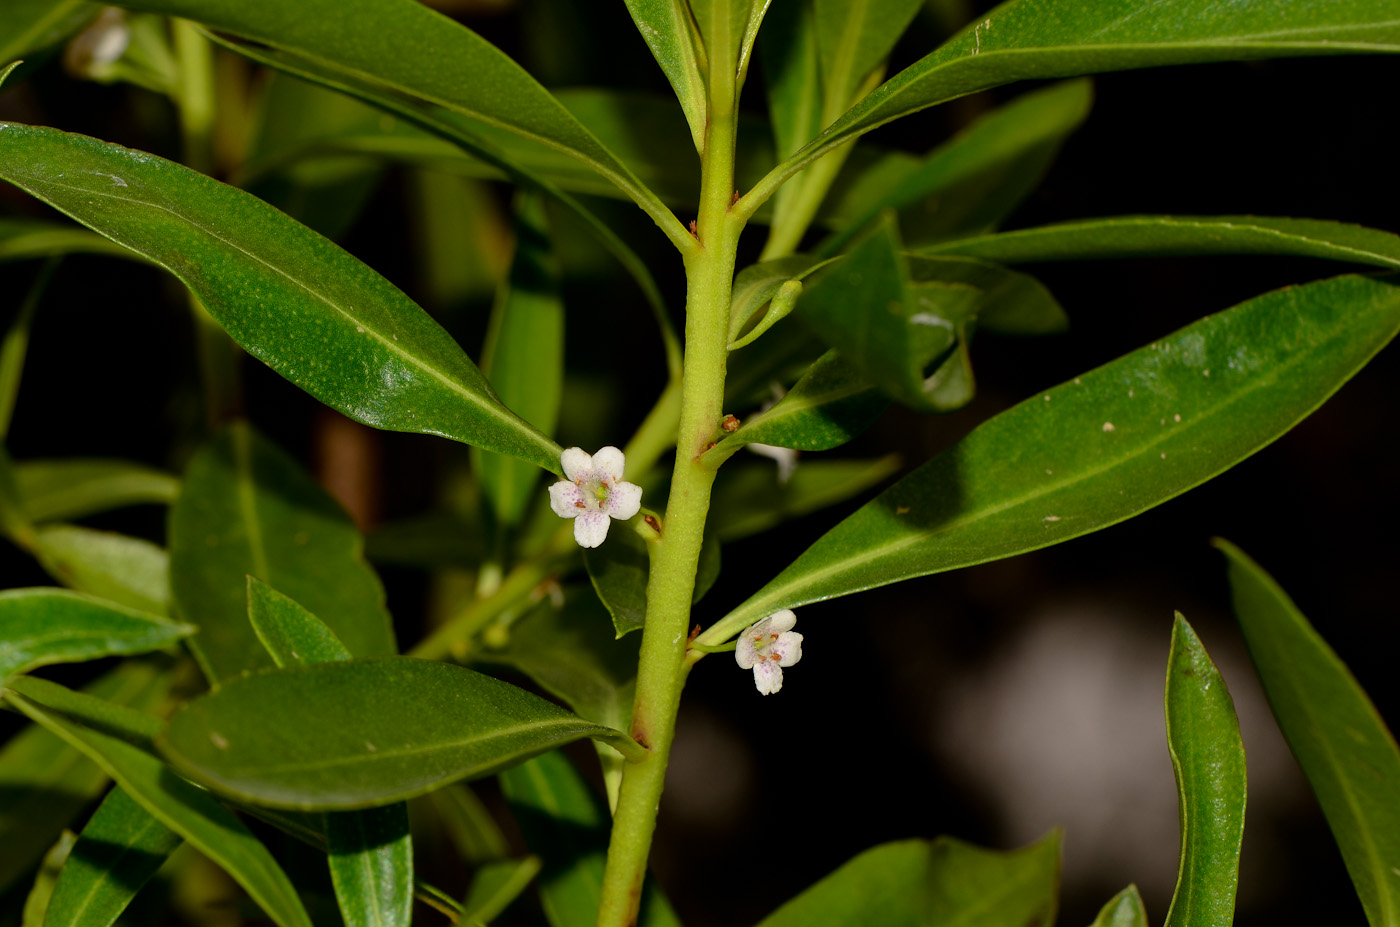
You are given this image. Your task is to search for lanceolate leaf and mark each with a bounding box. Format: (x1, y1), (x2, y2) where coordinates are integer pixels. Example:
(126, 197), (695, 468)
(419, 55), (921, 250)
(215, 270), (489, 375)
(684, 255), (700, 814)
(817, 79), (1093, 256)
(43, 786), (183, 927)
(1216, 539), (1400, 927)
(169, 423), (395, 683)
(106, 0), (681, 239)
(745, 0), (1400, 211)
(624, 0), (707, 154)
(0, 660), (170, 894)
(1163, 614), (1246, 927)
(0, 123), (562, 471)
(706, 273), (1400, 641)
(157, 657), (644, 810)
(923, 215), (1400, 270)
(0, 588), (190, 682)
(2, 675), (314, 927)
(474, 195), (565, 528)
(755, 833), (1060, 927)
(14, 458), (179, 522)
(247, 577), (354, 668)
(813, 0), (925, 116)
(33, 525), (170, 615)
(1087, 886), (1148, 927)
(0, 0), (98, 64)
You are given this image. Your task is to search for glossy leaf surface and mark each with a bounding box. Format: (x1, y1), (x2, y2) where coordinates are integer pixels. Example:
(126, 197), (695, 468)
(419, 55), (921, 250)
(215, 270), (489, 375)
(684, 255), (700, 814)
(623, 0), (706, 153)
(500, 751), (679, 927)
(819, 79), (1092, 255)
(760, 0), (1400, 200)
(2, 676), (313, 927)
(1163, 614), (1246, 927)
(728, 254), (828, 344)
(814, 0), (925, 111)
(44, 786), (182, 927)
(0, 661), (169, 894)
(0, 588), (189, 682)
(1087, 885), (1148, 927)
(709, 456), (902, 541)
(924, 215), (1400, 269)
(157, 657), (639, 810)
(169, 423), (394, 682)
(711, 273), (1400, 637)
(475, 196), (564, 528)
(756, 833), (1059, 927)
(0, 123), (561, 471)
(33, 525), (169, 615)
(247, 576), (353, 668)
(1217, 539), (1400, 927)
(14, 459), (178, 523)
(906, 254), (1066, 335)
(109, 0), (676, 230)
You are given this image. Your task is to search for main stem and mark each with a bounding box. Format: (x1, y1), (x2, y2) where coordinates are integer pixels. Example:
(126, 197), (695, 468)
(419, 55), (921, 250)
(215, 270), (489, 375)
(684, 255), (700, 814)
(596, 61), (744, 927)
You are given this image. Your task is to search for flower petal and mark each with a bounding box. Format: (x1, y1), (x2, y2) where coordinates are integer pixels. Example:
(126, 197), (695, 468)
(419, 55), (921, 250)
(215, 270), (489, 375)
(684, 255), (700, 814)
(549, 481), (585, 518)
(752, 660), (784, 695)
(573, 511), (611, 548)
(560, 447), (592, 481)
(735, 639), (758, 669)
(765, 609), (797, 633)
(606, 481), (643, 521)
(773, 631), (803, 666)
(593, 446), (626, 482)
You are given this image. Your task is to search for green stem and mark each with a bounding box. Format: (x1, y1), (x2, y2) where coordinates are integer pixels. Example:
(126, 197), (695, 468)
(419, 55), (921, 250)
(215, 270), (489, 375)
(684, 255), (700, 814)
(596, 29), (746, 927)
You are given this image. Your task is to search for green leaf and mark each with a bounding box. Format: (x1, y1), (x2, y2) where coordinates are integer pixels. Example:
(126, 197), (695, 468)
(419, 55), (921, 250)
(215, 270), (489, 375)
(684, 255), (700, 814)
(326, 806), (413, 927)
(813, 0), (925, 117)
(623, 0), (706, 154)
(0, 659), (170, 895)
(0, 0), (98, 64)
(13, 458), (179, 522)
(0, 218), (135, 264)
(710, 349), (888, 455)
(168, 423), (395, 683)
(818, 79), (1092, 256)
(760, 0), (821, 238)
(107, 0), (681, 238)
(461, 856), (543, 926)
(247, 576), (353, 667)
(923, 215), (1400, 270)
(728, 254), (830, 345)
(500, 751), (680, 927)
(425, 784), (509, 866)
(43, 786), (182, 927)
(1086, 885), (1148, 927)
(156, 656), (643, 810)
(1, 675), (313, 927)
(1163, 614), (1246, 927)
(584, 525), (720, 636)
(0, 588), (190, 682)
(364, 510), (483, 570)
(1215, 539), (1400, 927)
(21, 831), (74, 927)
(756, 833), (1060, 927)
(752, 0), (1400, 206)
(474, 195), (565, 528)
(0, 123), (562, 471)
(707, 273), (1400, 641)
(709, 456), (902, 542)
(691, 0), (752, 76)
(33, 525), (170, 615)
(244, 576), (412, 927)
(906, 254), (1067, 335)
(0, 258), (55, 441)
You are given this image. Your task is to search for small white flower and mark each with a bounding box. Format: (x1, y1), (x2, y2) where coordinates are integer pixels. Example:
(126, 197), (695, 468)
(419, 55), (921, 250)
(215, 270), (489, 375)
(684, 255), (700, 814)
(735, 610), (803, 695)
(548, 446), (643, 548)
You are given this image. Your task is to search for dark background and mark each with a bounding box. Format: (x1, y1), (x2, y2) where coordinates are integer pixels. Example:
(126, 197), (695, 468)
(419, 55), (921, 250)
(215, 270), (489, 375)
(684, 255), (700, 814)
(2, 1), (1397, 925)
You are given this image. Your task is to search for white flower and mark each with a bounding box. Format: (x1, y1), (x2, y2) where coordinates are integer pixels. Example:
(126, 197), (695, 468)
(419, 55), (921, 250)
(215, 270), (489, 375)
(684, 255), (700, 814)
(548, 446), (643, 548)
(735, 610), (803, 695)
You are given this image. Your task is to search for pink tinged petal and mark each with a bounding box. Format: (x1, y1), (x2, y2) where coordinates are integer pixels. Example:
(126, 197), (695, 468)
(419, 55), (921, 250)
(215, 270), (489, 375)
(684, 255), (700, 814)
(766, 609), (797, 633)
(549, 481), (586, 518)
(747, 616), (775, 639)
(574, 511), (611, 548)
(752, 660), (784, 695)
(560, 447), (592, 481)
(606, 481), (643, 521)
(735, 639), (759, 669)
(592, 446), (626, 482)
(774, 631), (803, 666)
